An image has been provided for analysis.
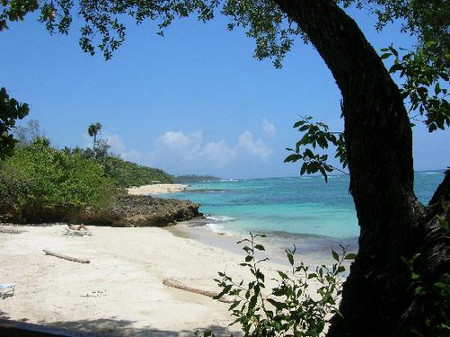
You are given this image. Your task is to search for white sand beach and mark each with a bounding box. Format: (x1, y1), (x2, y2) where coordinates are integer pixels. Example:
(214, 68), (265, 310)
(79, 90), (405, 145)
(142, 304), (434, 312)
(0, 224), (296, 336)
(127, 184), (188, 196)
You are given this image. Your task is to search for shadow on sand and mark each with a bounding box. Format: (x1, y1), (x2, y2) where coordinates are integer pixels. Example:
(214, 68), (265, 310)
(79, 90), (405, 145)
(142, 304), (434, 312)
(0, 317), (240, 336)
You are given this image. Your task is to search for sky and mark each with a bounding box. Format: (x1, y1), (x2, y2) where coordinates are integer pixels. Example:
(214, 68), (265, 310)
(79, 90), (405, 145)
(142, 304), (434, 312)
(2, 5), (449, 179)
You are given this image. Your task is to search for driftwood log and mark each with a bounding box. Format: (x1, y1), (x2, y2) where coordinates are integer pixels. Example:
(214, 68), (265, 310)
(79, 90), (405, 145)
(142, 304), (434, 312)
(42, 249), (90, 264)
(0, 228), (27, 234)
(163, 278), (232, 303)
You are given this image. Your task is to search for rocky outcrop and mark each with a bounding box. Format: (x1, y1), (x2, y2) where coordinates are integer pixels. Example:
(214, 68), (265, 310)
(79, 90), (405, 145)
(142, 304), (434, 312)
(73, 195), (202, 227)
(0, 195), (202, 227)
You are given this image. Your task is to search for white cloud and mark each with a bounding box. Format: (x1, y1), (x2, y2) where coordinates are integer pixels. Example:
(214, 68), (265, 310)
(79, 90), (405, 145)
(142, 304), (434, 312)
(262, 118), (276, 138)
(154, 131), (233, 165)
(156, 131), (202, 150)
(105, 134), (126, 153)
(120, 148), (144, 162)
(82, 131), (144, 162)
(199, 141), (235, 167)
(238, 131), (273, 161)
(150, 130), (273, 170)
(81, 128), (274, 176)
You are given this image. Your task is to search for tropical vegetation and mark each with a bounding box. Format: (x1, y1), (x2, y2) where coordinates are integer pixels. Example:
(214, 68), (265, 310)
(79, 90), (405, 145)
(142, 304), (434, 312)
(211, 234), (352, 337)
(0, 121), (174, 222)
(0, 137), (118, 223)
(0, 0), (448, 336)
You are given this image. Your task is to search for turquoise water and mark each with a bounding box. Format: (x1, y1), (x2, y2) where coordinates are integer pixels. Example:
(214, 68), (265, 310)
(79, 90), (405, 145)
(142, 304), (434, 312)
(163, 171), (445, 256)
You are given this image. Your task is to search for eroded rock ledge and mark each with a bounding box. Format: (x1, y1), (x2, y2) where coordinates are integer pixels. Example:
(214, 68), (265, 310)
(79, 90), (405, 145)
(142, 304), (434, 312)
(1, 195), (202, 227)
(73, 195), (202, 227)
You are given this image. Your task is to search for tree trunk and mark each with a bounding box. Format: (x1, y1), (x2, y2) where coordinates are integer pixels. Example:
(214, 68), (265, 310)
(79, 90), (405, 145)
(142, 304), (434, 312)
(273, 1), (450, 336)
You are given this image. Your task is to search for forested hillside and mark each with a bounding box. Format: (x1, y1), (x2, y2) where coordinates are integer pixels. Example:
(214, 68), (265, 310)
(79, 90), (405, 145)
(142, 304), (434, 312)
(100, 156), (174, 187)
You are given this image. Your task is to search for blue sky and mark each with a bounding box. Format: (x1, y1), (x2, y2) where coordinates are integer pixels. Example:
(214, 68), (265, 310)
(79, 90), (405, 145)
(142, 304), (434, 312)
(2, 6), (449, 178)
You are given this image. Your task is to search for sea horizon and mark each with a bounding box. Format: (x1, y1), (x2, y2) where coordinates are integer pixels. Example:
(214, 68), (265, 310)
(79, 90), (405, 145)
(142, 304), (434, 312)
(200, 168), (447, 182)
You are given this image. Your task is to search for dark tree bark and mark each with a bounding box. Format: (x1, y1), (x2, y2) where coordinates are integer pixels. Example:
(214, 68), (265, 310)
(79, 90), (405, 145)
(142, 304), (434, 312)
(273, 1), (450, 336)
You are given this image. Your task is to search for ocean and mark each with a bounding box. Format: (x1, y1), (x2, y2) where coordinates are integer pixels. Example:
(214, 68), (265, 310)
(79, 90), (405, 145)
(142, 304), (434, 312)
(163, 171), (445, 262)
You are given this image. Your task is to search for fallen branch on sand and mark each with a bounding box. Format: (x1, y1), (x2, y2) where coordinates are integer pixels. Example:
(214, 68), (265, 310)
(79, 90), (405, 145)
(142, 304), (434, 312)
(0, 228), (28, 234)
(163, 278), (232, 303)
(42, 249), (90, 264)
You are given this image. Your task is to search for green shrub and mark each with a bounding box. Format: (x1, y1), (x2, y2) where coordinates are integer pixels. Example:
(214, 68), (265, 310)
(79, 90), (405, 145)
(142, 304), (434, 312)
(204, 233), (353, 337)
(0, 138), (118, 222)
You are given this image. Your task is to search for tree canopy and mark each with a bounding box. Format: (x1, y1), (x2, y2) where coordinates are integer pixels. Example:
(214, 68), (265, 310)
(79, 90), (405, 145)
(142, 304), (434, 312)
(0, 87), (29, 159)
(0, 0), (448, 161)
(1, 1), (449, 336)
(0, 1), (447, 67)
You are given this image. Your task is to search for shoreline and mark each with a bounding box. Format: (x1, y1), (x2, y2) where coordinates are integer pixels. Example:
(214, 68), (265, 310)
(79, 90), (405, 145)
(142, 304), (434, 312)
(0, 223), (298, 336)
(168, 220), (353, 267)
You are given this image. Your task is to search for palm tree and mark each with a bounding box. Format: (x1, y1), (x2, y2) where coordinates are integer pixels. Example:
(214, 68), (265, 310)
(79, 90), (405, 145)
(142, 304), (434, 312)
(87, 122), (102, 150)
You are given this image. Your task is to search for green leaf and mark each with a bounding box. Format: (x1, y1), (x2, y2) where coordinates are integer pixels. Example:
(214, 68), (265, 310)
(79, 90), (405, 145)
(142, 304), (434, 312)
(434, 282), (446, 289)
(299, 125), (309, 132)
(277, 271), (289, 279)
(308, 273), (317, 279)
(248, 294), (258, 310)
(389, 63), (404, 73)
(414, 286), (425, 296)
(344, 253), (357, 260)
(304, 149), (315, 159)
(435, 82), (441, 95)
(293, 120), (305, 128)
(254, 244), (265, 251)
(213, 284), (232, 300)
(229, 300), (241, 311)
(332, 250), (339, 261)
(267, 298), (286, 310)
(284, 154), (302, 163)
(287, 251), (294, 266)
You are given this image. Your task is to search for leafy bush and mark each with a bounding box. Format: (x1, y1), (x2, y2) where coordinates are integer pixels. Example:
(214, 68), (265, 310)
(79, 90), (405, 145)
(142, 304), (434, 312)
(0, 138), (118, 222)
(205, 234), (353, 337)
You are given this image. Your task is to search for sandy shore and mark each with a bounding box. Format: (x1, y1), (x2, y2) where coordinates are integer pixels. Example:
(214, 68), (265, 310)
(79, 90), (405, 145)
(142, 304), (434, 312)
(0, 224), (297, 336)
(127, 184), (188, 196)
